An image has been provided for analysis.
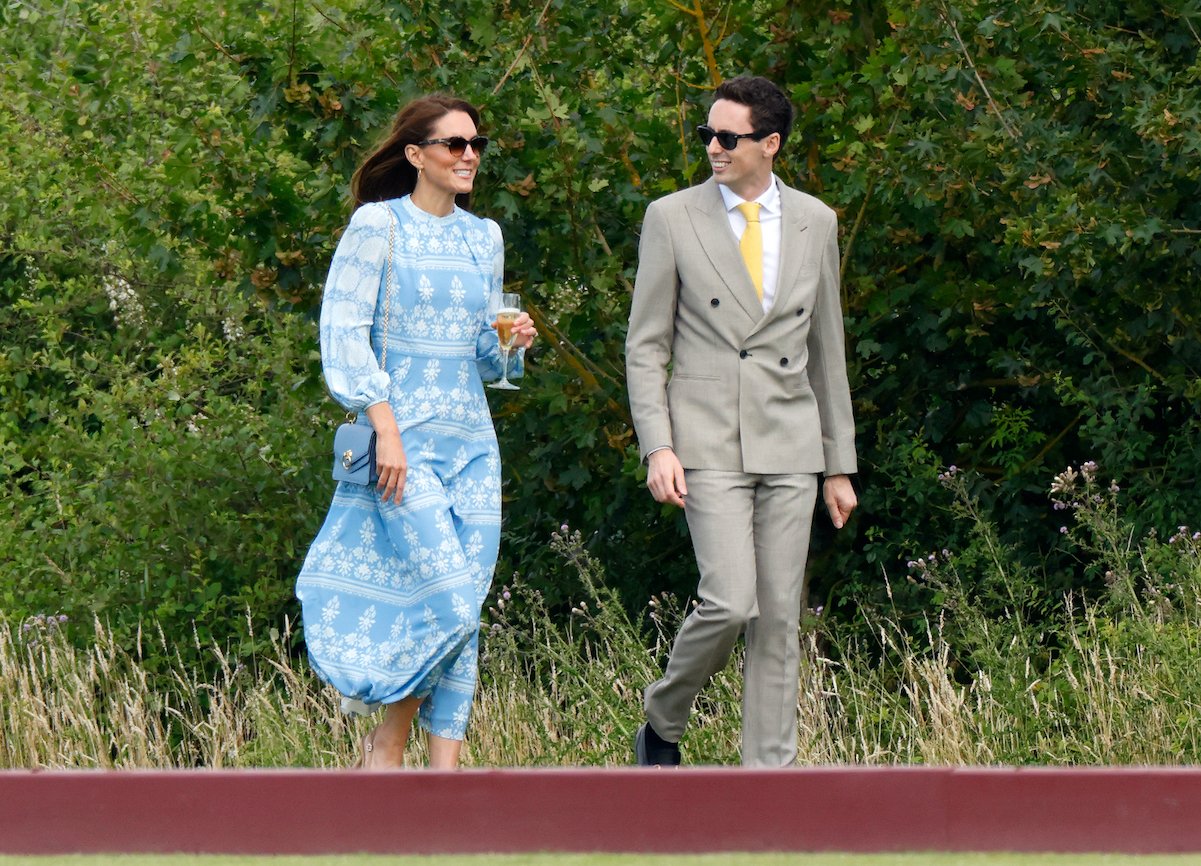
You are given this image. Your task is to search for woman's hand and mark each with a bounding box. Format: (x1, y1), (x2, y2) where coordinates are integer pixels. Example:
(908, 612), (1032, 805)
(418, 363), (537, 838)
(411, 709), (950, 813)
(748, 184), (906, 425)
(365, 402), (407, 505)
(373, 432), (408, 505)
(495, 311), (538, 349)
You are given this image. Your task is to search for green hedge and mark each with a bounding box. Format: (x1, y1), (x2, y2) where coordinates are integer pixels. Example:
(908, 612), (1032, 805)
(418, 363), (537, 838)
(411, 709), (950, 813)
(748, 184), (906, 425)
(1, 0), (1198, 668)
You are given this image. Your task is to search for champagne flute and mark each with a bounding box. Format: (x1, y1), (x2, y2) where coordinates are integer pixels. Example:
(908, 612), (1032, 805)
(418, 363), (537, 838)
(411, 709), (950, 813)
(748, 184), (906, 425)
(489, 292), (521, 391)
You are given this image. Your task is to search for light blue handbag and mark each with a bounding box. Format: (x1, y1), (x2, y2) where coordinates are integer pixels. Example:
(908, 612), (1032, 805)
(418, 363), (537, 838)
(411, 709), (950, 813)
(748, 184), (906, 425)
(332, 419), (378, 484)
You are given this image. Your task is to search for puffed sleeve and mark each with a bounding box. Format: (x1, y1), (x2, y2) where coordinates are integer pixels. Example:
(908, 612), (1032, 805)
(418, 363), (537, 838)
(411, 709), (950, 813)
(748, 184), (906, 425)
(319, 202), (394, 412)
(475, 218), (524, 381)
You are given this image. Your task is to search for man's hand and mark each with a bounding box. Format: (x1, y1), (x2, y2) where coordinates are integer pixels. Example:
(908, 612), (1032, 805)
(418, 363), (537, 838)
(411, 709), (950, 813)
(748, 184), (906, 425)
(646, 448), (687, 508)
(823, 474), (857, 529)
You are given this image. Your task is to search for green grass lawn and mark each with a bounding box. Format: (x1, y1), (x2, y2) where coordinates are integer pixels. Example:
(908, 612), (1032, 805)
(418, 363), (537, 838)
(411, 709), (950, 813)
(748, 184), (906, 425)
(3, 854), (1201, 865)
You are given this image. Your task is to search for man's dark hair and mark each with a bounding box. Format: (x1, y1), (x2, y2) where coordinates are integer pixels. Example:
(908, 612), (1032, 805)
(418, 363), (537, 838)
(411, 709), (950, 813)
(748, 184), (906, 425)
(712, 76), (795, 147)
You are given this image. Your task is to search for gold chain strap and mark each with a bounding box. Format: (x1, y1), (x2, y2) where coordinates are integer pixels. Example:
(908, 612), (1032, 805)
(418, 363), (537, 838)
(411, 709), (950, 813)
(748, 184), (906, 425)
(379, 205), (396, 371)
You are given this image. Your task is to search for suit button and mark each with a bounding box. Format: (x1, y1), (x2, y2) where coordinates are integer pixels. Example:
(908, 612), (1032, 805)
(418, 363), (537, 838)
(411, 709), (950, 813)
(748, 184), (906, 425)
(779, 357), (789, 367)
(795, 307), (805, 317)
(710, 298), (720, 307)
(739, 349), (749, 359)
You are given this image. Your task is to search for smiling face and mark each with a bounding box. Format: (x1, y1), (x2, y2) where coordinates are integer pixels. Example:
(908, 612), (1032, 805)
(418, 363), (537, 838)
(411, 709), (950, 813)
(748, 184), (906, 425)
(706, 98), (778, 201)
(406, 110), (481, 209)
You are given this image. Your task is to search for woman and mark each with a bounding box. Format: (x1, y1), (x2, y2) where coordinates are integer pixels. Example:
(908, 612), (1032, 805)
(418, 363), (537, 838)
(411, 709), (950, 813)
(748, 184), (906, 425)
(296, 94), (536, 770)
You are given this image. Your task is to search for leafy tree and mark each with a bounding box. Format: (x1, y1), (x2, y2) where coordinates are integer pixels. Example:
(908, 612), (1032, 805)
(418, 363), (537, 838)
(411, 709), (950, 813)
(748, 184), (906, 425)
(1, 0), (1198, 668)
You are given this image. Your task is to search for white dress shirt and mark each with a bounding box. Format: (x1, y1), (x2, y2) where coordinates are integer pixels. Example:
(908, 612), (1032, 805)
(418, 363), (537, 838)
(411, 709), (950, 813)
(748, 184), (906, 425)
(719, 176), (783, 313)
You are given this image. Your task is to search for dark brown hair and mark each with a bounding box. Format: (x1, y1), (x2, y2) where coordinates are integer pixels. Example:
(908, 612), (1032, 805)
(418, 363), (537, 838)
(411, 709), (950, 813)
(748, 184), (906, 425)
(713, 76), (795, 148)
(350, 94), (482, 209)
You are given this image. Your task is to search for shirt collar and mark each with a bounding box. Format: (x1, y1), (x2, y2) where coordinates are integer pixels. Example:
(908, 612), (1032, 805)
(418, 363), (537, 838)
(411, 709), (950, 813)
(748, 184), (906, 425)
(719, 174), (781, 215)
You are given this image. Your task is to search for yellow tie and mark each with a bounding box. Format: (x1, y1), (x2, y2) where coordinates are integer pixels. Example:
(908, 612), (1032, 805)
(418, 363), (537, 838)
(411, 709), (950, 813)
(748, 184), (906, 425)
(737, 202), (763, 301)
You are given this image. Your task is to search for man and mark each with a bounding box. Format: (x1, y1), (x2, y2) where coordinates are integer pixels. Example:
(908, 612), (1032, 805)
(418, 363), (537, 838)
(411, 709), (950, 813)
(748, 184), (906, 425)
(625, 75), (858, 767)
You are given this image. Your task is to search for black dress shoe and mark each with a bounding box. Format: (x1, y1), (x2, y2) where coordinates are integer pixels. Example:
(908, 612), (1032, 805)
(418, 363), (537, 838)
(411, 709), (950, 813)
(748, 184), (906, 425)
(634, 722), (681, 766)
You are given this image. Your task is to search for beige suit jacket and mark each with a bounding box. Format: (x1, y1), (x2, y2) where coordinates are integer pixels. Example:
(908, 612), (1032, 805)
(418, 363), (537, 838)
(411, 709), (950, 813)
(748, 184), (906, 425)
(625, 178), (857, 476)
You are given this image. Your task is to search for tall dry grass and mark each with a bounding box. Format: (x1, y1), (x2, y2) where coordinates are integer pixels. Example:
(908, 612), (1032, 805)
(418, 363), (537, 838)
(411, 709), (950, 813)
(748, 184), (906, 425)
(3, 465), (1199, 769)
(2, 599), (1198, 768)
(0, 615), (360, 769)
(4, 590), (1198, 769)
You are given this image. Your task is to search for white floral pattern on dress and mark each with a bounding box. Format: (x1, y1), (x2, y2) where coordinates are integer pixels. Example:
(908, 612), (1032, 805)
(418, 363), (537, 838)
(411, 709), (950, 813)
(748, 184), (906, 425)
(297, 196), (513, 740)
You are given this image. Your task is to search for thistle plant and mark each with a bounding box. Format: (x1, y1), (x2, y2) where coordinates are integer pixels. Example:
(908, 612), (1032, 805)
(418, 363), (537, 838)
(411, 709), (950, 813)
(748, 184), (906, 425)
(18, 613), (69, 649)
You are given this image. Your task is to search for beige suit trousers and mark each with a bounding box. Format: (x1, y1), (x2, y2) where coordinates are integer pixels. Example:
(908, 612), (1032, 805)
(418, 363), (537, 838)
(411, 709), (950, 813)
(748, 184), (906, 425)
(643, 469), (818, 767)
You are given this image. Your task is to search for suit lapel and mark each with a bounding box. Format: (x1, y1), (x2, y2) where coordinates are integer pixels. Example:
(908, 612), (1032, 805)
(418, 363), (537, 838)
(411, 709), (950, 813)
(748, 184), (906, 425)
(765, 184), (811, 325)
(685, 180), (764, 323)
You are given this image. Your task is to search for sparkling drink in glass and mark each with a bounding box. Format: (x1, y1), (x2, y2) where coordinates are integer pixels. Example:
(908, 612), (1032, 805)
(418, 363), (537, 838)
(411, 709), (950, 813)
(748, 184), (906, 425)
(489, 292), (521, 391)
(496, 308), (519, 351)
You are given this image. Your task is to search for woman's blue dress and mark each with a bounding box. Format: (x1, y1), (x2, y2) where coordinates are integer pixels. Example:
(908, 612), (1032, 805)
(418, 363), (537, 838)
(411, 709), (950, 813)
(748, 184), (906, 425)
(296, 196), (517, 740)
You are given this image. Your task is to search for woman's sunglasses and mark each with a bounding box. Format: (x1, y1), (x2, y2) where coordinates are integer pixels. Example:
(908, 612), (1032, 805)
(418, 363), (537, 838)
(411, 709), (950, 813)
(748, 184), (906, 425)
(416, 135), (490, 157)
(696, 125), (768, 150)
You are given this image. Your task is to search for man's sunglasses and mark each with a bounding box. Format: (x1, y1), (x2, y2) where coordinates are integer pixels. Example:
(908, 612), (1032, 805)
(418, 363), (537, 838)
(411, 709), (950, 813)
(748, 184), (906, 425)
(416, 135), (490, 157)
(696, 125), (768, 150)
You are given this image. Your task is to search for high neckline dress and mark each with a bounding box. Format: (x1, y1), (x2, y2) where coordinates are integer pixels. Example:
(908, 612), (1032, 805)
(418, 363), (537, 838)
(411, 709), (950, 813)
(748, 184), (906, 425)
(296, 195), (518, 740)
